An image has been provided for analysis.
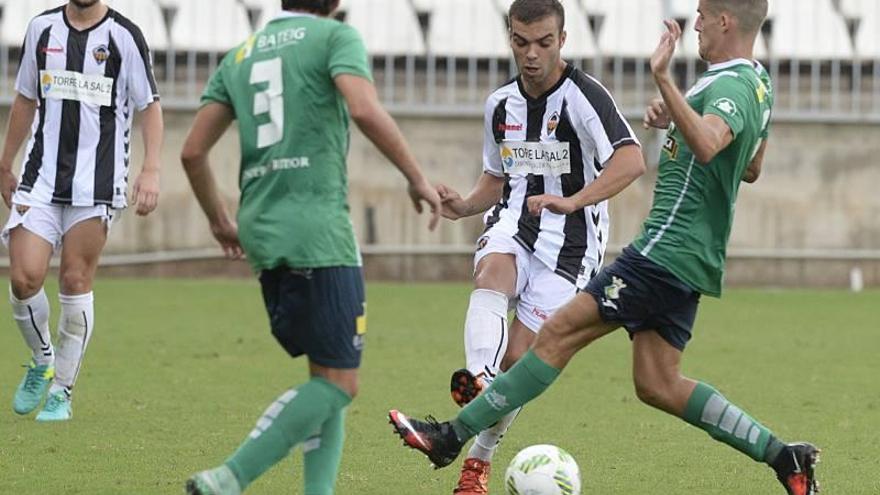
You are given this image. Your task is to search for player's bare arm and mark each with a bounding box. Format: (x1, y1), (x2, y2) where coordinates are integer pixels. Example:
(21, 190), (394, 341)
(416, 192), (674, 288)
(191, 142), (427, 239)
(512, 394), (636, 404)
(334, 74), (442, 231)
(527, 144), (645, 216)
(181, 102), (243, 260)
(132, 101), (163, 216)
(651, 19), (733, 164)
(742, 139), (767, 183)
(437, 173), (505, 221)
(0, 93), (37, 208)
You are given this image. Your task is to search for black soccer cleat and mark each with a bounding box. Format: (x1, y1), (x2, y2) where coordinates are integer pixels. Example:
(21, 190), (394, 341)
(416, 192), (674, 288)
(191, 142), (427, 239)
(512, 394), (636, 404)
(772, 442), (821, 495)
(450, 368), (486, 407)
(388, 409), (465, 469)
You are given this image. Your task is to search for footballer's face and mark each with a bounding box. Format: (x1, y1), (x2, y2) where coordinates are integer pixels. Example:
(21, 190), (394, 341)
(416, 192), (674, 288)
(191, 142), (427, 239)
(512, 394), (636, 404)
(510, 16), (567, 93)
(695, 0), (723, 61)
(69, 0), (101, 8)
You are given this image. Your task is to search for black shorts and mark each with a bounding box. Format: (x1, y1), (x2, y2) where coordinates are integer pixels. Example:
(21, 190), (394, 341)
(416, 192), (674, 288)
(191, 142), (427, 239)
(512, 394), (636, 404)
(583, 246), (700, 351)
(259, 266), (366, 369)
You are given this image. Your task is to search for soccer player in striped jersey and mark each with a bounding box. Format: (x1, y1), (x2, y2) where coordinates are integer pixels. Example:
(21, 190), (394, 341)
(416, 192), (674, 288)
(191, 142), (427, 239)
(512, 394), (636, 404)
(390, 1), (820, 494)
(0, 0), (163, 422)
(180, 1), (440, 493)
(435, 0), (646, 492)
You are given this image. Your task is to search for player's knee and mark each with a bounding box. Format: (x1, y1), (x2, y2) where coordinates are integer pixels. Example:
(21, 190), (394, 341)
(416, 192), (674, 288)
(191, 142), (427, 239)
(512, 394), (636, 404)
(59, 270), (92, 295)
(9, 270), (44, 300)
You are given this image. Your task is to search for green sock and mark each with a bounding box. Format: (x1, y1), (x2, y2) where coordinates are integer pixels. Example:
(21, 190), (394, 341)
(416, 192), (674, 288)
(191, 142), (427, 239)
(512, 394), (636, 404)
(454, 350), (560, 439)
(224, 377), (351, 490)
(682, 382), (782, 463)
(303, 407), (346, 495)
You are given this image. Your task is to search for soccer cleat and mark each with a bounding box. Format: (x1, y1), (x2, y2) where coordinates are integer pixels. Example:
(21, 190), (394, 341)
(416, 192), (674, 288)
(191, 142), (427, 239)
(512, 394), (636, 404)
(453, 458), (491, 494)
(185, 465), (242, 495)
(13, 361), (55, 415)
(35, 391), (72, 422)
(388, 409), (465, 469)
(451, 369), (486, 407)
(772, 442), (821, 495)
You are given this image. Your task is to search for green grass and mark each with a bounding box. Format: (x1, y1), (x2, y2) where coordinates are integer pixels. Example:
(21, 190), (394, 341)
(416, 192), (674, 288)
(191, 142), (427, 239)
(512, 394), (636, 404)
(0, 279), (878, 494)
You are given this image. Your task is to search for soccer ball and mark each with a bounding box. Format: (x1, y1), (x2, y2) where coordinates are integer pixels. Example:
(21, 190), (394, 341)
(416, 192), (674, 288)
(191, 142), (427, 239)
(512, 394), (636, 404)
(504, 444), (582, 495)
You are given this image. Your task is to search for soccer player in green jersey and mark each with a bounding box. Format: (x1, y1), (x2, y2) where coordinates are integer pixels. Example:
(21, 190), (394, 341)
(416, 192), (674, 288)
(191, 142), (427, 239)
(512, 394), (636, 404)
(389, 1), (820, 494)
(179, 1), (441, 493)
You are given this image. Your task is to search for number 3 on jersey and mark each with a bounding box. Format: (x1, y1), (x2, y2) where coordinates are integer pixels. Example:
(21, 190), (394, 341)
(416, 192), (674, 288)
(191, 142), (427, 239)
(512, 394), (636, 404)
(250, 57), (284, 149)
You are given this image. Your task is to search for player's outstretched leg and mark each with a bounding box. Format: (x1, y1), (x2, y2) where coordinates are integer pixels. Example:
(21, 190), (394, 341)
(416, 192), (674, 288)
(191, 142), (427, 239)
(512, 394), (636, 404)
(391, 349), (561, 468)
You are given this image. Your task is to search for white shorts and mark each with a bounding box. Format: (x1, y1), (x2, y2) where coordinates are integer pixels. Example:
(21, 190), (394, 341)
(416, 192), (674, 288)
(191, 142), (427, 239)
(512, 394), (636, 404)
(474, 232), (577, 333)
(1, 203), (116, 252)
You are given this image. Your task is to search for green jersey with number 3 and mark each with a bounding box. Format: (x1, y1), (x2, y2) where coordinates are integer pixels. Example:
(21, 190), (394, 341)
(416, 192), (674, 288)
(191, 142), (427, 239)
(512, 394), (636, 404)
(201, 12), (371, 271)
(631, 59), (774, 297)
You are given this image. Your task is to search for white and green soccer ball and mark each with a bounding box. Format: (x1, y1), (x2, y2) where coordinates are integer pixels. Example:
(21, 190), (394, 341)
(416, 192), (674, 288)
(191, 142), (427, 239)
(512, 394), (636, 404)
(504, 444), (581, 495)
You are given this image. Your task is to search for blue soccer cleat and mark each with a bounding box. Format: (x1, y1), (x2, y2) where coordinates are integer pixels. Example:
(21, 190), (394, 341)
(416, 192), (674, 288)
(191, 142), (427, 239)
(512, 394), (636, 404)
(35, 391), (72, 422)
(13, 361), (54, 415)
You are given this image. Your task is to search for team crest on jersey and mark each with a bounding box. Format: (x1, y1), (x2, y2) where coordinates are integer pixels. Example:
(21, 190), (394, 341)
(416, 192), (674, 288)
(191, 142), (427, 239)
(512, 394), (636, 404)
(547, 111), (559, 134)
(92, 45), (109, 65)
(15, 205), (30, 215)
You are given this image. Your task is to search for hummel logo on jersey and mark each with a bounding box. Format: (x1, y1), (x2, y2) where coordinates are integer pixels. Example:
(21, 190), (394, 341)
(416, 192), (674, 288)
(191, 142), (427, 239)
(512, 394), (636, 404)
(497, 123), (523, 132)
(485, 390), (509, 411)
(713, 98), (737, 116)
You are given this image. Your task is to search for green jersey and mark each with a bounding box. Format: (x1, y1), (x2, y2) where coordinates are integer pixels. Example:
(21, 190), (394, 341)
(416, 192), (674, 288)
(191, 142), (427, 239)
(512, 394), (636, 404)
(631, 59), (774, 297)
(201, 12), (371, 271)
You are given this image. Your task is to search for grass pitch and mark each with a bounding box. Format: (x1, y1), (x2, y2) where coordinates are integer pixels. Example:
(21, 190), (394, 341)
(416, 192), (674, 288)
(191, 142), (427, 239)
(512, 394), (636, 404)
(0, 278), (878, 494)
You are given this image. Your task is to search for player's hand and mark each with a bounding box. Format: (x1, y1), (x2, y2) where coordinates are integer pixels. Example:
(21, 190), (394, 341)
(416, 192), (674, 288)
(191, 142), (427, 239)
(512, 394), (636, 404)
(527, 194), (579, 216)
(0, 167), (16, 209)
(132, 167), (160, 216)
(436, 183), (469, 221)
(211, 220), (244, 260)
(643, 98), (671, 129)
(407, 178), (442, 231)
(650, 19), (681, 80)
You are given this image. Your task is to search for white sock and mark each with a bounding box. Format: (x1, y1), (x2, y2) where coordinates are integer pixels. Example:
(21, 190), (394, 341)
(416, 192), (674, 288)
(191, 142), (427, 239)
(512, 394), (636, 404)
(53, 292), (95, 396)
(467, 406), (523, 462)
(9, 287), (55, 366)
(464, 289), (509, 378)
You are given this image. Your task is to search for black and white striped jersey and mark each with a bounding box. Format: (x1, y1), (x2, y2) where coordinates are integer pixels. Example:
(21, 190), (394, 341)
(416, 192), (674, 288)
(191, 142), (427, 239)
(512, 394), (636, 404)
(13, 6), (159, 209)
(482, 64), (639, 287)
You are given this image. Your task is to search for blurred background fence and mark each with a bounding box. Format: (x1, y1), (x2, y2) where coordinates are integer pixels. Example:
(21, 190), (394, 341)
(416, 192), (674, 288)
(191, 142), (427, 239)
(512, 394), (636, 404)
(1, 0), (879, 287)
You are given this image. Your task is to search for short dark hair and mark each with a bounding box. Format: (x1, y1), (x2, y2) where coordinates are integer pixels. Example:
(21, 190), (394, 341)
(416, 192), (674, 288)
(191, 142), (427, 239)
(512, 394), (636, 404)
(705, 0), (768, 34)
(508, 0), (565, 32)
(281, 0), (339, 16)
